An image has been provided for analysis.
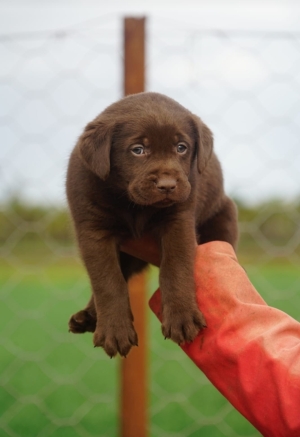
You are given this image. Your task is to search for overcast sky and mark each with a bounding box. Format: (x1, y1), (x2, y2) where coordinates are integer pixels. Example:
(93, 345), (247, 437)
(1, 0), (300, 205)
(1, 0), (300, 33)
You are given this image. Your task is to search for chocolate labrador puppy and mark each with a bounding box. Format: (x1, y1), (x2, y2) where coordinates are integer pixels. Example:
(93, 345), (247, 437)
(67, 92), (238, 357)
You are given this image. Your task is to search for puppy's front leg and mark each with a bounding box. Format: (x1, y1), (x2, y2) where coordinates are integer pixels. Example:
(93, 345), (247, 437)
(160, 214), (206, 345)
(77, 229), (138, 357)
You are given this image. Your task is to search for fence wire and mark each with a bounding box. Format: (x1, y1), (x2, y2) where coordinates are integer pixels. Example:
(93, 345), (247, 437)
(1, 15), (300, 437)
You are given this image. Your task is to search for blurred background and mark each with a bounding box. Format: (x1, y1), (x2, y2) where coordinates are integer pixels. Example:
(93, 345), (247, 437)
(1, 1), (300, 436)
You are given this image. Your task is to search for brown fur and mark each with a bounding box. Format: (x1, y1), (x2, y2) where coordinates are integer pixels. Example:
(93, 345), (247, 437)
(66, 92), (238, 357)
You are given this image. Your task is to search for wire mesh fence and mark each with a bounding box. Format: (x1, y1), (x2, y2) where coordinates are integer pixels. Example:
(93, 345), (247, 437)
(1, 15), (300, 437)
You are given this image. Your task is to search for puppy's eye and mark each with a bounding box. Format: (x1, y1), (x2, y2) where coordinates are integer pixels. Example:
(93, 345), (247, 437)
(176, 143), (188, 154)
(131, 145), (145, 156)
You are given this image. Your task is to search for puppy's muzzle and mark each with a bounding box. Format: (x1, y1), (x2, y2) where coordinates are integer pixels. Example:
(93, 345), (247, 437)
(156, 177), (177, 195)
(128, 168), (191, 206)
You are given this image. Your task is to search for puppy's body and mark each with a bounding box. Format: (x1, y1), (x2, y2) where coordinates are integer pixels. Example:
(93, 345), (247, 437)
(67, 92), (238, 357)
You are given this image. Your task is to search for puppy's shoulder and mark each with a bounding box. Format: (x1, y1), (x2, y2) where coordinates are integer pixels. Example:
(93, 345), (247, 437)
(66, 146), (106, 206)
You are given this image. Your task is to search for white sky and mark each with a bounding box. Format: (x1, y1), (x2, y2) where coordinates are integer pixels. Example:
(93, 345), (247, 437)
(1, 0), (300, 34)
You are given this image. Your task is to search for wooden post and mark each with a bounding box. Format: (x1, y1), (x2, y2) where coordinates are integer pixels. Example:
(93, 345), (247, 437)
(120, 17), (148, 437)
(123, 17), (146, 95)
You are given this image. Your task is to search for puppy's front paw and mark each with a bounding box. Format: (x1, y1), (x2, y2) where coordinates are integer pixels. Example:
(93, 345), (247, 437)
(93, 319), (138, 358)
(162, 305), (206, 345)
(69, 310), (97, 333)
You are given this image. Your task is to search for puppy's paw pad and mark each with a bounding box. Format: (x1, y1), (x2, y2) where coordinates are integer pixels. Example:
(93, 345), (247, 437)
(69, 310), (96, 333)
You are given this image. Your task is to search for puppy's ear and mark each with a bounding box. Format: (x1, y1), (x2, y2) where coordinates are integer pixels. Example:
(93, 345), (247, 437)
(191, 115), (213, 174)
(77, 119), (112, 180)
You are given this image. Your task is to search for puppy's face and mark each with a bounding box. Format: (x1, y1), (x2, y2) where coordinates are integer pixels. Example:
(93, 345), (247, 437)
(109, 120), (196, 207)
(78, 93), (213, 207)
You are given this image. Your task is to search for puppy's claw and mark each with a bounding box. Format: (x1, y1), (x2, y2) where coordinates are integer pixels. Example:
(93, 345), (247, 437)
(197, 314), (207, 330)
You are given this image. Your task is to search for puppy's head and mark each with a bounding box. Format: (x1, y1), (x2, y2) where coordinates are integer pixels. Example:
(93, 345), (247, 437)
(78, 92), (213, 207)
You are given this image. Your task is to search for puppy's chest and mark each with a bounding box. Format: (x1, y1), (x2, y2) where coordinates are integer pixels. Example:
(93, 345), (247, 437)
(105, 205), (174, 239)
(120, 210), (153, 238)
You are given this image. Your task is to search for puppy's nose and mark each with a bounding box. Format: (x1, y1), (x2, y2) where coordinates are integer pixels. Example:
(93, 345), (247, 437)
(156, 178), (177, 193)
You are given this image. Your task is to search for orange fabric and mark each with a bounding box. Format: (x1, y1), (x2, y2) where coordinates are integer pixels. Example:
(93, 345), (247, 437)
(149, 241), (300, 437)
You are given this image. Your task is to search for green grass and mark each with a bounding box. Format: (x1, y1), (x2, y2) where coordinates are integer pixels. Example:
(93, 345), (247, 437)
(0, 254), (299, 437)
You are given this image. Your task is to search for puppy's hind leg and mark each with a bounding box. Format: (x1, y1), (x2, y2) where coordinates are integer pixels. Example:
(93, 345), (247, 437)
(69, 296), (97, 334)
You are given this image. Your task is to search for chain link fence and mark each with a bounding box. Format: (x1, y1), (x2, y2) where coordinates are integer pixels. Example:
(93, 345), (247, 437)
(1, 15), (300, 437)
